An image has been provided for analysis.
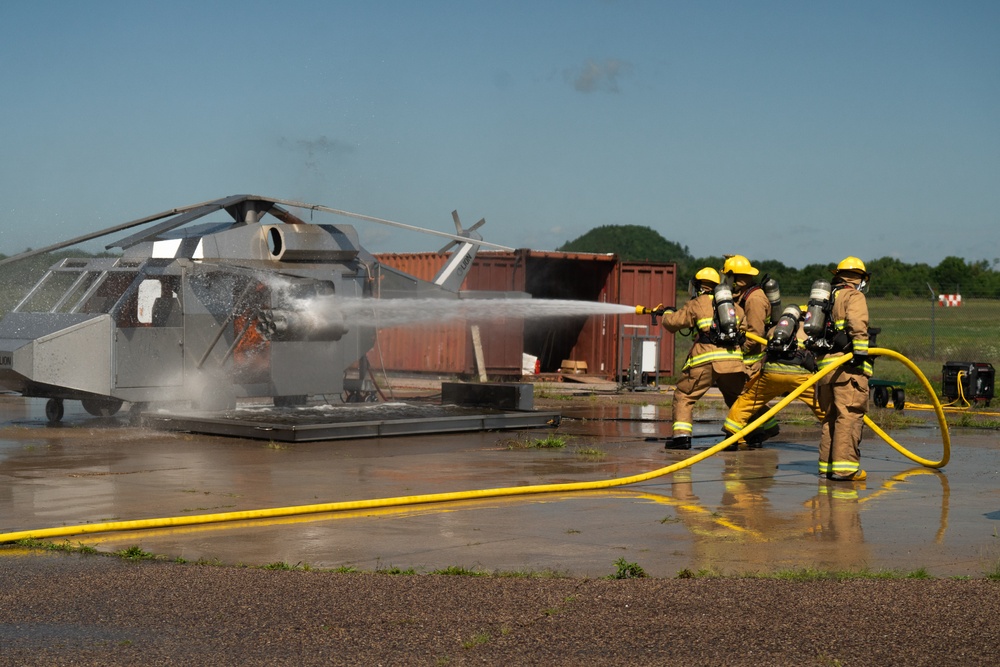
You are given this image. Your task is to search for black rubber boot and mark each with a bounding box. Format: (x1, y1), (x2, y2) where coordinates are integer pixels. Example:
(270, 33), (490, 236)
(664, 436), (692, 450)
(747, 425), (780, 449)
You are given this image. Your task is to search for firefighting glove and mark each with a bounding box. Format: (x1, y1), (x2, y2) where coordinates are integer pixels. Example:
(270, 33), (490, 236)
(652, 304), (675, 316)
(850, 351), (869, 368)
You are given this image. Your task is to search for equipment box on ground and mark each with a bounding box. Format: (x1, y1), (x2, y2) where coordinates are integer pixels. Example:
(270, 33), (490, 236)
(941, 361), (994, 405)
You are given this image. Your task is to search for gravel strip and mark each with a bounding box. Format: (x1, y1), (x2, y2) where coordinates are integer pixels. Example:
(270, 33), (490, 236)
(1, 553), (998, 666)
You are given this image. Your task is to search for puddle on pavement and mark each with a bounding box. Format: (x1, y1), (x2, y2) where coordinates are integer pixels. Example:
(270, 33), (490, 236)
(1, 395), (999, 577)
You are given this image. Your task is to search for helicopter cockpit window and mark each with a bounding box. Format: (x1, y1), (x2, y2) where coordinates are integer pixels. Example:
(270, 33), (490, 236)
(51, 271), (102, 313)
(14, 271), (80, 313)
(105, 273), (182, 328)
(80, 271), (140, 314)
(14, 266), (146, 316)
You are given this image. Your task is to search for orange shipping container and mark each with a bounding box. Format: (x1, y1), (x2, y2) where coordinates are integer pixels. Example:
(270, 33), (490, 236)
(373, 250), (676, 380)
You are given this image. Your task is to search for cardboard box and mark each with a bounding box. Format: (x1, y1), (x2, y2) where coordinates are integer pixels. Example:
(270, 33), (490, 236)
(560, 360), (588, 374)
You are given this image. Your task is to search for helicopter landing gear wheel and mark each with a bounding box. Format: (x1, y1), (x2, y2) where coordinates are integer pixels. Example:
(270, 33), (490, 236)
(45, 398), (64, 423)
(81, 397), (124, 417)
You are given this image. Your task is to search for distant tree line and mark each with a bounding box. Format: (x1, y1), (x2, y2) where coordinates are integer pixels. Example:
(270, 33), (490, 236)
(557, 225), (1000, 297)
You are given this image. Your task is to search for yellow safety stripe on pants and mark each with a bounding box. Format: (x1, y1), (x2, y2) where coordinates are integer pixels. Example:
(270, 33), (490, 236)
(683, 348), (743, 370)
(762, 362), (812, 375)
(821, 486), (859, 500)
(818, 460), (861, 476)
(818, 354), (873, 376)
(672, 421), (692, 435)
(724, 414), (779, 434)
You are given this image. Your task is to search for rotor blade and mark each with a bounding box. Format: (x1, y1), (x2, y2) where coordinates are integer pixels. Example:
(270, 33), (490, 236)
(109, 195), (249, 250)
(265, 197), (513, 251)
(437, 240), (459, 255)
(0, 197), (222, 267)
(0, 195), (512, 268)
(267, 204), (308, 225)
(451, 210), (463, 234)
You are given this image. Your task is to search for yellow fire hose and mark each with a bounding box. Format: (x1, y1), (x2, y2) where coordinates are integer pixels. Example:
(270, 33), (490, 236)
(744, 332), (951, 469)
(0, 346), (949, 544)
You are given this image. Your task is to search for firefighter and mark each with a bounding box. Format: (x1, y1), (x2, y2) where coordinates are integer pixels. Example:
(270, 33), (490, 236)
(807, 256), (872, 481)
(722, 254), (781, 444)
(660, 267), (747, 450)
(723, 305), (825, 448)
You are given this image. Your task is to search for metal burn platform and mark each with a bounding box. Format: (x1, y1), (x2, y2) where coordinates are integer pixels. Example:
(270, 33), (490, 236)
(141, 402), (562, 443)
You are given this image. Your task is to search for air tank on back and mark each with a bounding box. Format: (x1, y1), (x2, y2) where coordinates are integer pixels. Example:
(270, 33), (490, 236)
(769, 305), (803, 352)
(713, 282), (740, 343)
(802, 279), (832, 338)
(762, 276), (781, 314)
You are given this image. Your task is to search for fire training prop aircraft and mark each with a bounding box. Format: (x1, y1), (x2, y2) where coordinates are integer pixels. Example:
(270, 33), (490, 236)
(0, 195), (510, 422)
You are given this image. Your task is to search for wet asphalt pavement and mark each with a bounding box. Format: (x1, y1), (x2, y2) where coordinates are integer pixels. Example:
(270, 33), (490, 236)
(2, 390), (1000, 665)
(1, 391), (998, 578)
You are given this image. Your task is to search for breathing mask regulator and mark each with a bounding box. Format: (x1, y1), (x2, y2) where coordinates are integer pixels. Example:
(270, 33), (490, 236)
(767, 305), (803, 353)
(687, 277), (706, 299)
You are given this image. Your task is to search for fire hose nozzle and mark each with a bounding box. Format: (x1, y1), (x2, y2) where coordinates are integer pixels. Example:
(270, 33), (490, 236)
(636, 303), (671, 315)
(636, 304), (672, 324)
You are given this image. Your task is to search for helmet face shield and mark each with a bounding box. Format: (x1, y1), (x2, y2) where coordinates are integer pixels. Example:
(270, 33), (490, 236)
(690, 267), (720, 297)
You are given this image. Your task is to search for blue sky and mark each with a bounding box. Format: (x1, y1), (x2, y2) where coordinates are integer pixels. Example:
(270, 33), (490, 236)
(2, 1), (998, 268)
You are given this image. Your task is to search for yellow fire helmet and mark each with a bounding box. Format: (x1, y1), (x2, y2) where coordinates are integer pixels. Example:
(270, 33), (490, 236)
(832, 256), (871, 292)
(689, 267), (720, 297)
(722, 254), (759, 276)
(834, 256), (867, 274)
(694, 267), (721, 285)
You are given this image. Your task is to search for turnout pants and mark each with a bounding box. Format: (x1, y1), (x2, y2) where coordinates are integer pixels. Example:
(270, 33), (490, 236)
(724, 369), (825, 436)
(671, 364), (746, 438)
(817, 370), (869, 477)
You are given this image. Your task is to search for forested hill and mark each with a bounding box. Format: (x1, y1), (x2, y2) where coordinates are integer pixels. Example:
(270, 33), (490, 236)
(557, 225), (999, 297)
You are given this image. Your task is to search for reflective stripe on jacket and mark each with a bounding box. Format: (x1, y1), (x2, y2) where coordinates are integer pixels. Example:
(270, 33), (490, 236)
(817, 285), (872, 377)
(661, 293), (746, 373)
